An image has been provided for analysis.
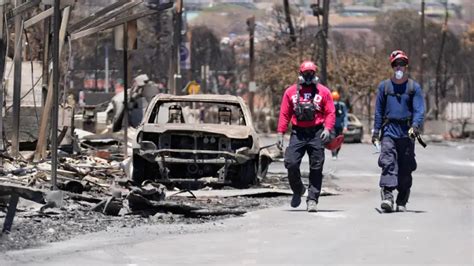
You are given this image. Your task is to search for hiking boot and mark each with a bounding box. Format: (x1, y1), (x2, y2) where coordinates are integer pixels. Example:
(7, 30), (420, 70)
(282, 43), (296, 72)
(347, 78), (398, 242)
(396, 205), (407, 212)
(380, 188), (394, 213)
(307, 200), (318, 212)
(290, 186), (306, 208)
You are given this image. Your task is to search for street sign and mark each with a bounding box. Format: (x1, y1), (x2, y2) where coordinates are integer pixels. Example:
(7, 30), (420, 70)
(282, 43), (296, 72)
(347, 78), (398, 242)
(180, 42), (191, 70)
(249, 81), (257, 92)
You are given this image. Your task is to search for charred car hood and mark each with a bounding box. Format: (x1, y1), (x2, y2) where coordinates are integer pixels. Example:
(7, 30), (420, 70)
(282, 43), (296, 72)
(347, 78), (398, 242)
(141, 124), (254, 139)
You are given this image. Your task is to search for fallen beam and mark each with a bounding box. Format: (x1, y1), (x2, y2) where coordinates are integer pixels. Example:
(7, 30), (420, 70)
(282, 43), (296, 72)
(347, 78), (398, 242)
(68, 0), (130, 32)
(6, 0), (41, 20)
(24, 7), (53, 29)
(64, 191), (102, 203)
(79, 0), (142, 32)
(0, 183), (45, 204)
(70, 2), (173, 40)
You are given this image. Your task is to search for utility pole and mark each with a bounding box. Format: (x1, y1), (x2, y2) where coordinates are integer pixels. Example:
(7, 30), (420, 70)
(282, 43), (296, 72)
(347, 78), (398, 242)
(247, 16), (255, 116)
(320, 0), (330, 86)
(283, 0), (296, 43)
(168, 0), (183, 95)
(0, 1), (5, 155)
(51, 0), (60, 189)
(420, 0), (427, 112)
(434, 0), (449, 120)
(11, 0), (24, 157)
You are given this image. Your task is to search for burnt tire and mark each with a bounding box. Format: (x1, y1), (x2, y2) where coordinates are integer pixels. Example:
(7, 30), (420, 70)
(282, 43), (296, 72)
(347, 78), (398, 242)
(132, 155), (160, 186)
(231, 160), (258, 189)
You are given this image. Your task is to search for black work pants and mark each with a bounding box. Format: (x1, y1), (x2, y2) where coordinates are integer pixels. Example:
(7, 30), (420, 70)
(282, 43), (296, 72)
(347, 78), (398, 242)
(284, 126), (325, 202)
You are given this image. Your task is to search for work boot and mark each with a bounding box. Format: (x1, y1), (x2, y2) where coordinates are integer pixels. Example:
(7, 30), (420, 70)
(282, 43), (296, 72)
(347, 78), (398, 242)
(290, 186), (306, 208)
(396, 205), (407, 212)
(380, 188), (394, 212)
(396, 189), (410, 207)
(307, 200), (318, 212)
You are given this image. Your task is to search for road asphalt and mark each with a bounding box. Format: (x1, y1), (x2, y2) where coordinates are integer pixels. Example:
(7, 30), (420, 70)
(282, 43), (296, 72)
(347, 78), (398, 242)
(1, 141), (473, 265)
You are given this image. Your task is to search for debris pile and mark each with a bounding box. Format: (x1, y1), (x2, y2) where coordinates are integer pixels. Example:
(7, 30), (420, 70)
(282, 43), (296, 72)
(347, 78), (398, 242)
(0, 153), (249, 220)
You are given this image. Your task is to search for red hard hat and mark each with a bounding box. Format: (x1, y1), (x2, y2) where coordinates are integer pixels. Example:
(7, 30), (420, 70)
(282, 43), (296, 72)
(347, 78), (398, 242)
(389, 50), (409, 65)
(325, 135), (344, 150)
(299, 61), (317, 73)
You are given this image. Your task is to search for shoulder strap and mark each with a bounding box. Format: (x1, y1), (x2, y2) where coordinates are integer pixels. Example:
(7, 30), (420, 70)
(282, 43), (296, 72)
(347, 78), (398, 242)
(296, 83), (301, 104)
(383, 79), (416, 116)
(407, 79), (415, 95)
(382, 79), (391, 117)
(311, 83), (318, 99)
(383, 79), (392, 96)
(407, 78), (415, 113)
(385, 78), (415, 96)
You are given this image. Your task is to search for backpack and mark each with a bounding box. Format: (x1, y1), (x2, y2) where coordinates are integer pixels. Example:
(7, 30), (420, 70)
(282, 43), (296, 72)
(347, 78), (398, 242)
(381, 78), (415, 125)
(294, 83), (318, 121)
(383, 78), (415, 98)
(335, 102), (344, 117)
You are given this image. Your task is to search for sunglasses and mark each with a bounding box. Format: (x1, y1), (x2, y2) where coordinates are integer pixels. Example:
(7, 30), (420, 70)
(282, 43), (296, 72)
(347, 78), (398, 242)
(392, 61), (407, 67)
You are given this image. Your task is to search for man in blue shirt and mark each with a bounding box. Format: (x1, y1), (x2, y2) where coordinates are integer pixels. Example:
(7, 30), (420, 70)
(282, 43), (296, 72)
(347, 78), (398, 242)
(372, 50), (425, 212)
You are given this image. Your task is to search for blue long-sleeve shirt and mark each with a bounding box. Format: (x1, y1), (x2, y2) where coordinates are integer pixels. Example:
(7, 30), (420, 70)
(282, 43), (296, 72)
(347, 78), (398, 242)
(373, 79), (425, 138)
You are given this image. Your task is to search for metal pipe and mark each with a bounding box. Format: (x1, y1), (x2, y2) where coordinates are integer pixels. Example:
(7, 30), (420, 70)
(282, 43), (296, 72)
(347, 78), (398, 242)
(123, 22), (128, 157)
(0, 3), (6, 154)
(51, 0), (60, 190)
(11, 0), (24, 157)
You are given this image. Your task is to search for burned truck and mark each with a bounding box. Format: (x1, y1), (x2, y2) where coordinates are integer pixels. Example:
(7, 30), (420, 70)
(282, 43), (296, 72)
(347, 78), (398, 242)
(132, 94), (273, 188)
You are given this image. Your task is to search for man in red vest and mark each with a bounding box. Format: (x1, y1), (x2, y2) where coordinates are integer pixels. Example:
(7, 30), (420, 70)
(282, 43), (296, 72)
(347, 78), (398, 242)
(277, 61), (335, 212)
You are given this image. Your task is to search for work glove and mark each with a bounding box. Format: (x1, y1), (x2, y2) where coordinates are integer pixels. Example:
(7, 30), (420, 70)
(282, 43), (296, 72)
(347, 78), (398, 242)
(408, 126), (420, 139)
(320, 129), (330, 143)
(371, 131), (380, 145)
(277, 133), (284, 150)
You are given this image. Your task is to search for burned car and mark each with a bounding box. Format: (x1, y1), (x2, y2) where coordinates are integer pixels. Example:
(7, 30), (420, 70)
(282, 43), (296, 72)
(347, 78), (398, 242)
(132, 94), (273, 188)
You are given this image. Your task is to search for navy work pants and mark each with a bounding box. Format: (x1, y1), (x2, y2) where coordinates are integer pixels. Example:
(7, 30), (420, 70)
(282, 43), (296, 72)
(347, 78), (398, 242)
(284, 126), (325, 202)
(378, 136), (417, 205)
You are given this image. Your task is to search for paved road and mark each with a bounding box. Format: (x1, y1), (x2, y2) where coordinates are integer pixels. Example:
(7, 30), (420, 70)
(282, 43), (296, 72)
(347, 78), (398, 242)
(2, 141), (473, 265)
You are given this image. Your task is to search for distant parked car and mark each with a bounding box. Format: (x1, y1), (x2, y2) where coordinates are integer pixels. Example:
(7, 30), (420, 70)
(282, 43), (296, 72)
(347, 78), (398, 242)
(344, 113), (364, 143)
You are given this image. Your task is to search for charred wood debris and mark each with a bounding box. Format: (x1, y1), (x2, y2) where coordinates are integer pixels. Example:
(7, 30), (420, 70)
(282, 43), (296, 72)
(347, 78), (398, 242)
(0, 0), (259, 238)
(0, 132), (254, 224)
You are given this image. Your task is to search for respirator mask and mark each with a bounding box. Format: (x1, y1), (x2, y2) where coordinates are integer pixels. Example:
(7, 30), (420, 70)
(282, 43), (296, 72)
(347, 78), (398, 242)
(298, 72), (319, 85)
(394, 70), (404, 80)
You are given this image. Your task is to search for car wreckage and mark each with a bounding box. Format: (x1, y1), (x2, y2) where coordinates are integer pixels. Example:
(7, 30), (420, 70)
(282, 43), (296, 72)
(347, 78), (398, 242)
(132, 94), (274, 188)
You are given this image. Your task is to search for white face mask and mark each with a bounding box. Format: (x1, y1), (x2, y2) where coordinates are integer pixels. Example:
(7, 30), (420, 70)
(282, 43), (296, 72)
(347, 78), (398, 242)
(395, 70), (404, 80)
